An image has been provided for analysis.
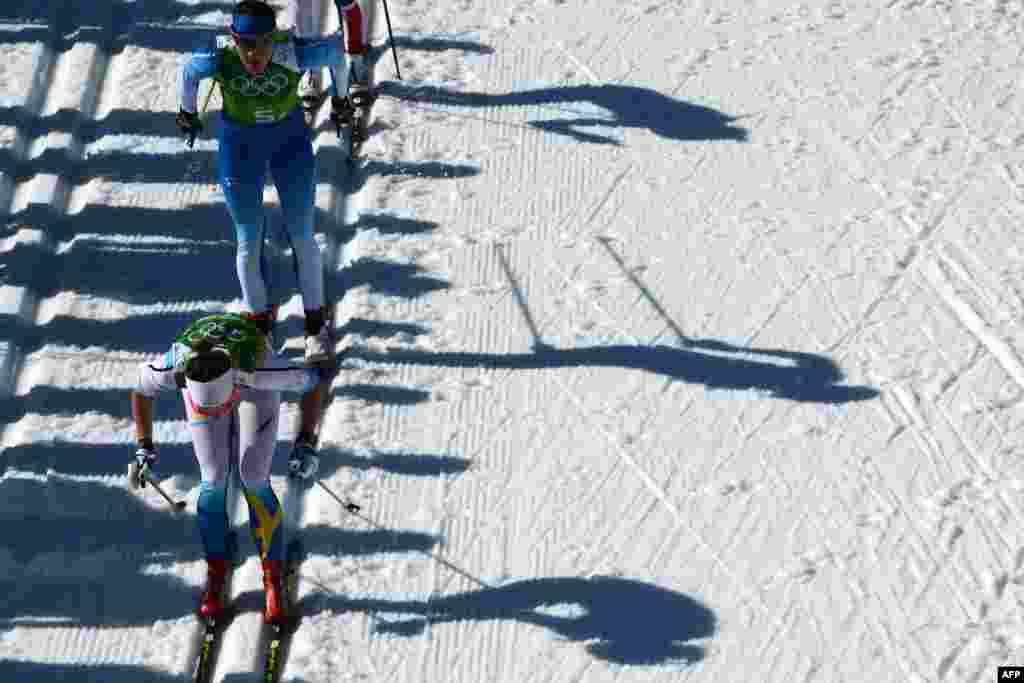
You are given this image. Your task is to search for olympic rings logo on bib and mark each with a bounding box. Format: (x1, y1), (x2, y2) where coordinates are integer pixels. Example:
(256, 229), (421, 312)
(229, 71), (290, 97)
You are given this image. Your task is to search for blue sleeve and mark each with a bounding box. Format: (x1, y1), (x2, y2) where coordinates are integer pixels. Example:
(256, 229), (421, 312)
(294, 34), (344, 71)
(180, 38), (222, 113)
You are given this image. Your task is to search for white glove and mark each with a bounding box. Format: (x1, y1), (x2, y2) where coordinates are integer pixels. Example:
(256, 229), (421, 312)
(288, 442), (319, 480)
(128, 446), (157, 490)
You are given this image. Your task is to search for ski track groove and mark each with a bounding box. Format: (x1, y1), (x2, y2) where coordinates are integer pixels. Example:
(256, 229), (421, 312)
(0, 2), (182, 673)
(747, 235), (945, 672)
(3, 1), (372, 678)
(534, 193), (843, 668)
(555, 55), (983, 674)
(0, 11), (63, 398)
(546, 363), (781, 616)
(793, 73), (1024, 674)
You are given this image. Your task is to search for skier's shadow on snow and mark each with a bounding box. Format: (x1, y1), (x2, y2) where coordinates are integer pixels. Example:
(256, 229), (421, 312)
(0, 204), (354, 326)
(0, 0), (229, 49)
(338, 257), (450, 299)
(0, 237), (237, 304)
(0, 384), (465, 480)
(382, 81), (749, 145)
(305, 576), (716, 666)
(352, 337), (877, 404)
(311, 145), (481, 195)
(0, 660), (183, 683)
(3, 142), (219, 186)
(0, 475), (438, 628)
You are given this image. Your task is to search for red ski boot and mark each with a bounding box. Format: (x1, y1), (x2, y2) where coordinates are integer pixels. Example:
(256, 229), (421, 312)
(198, 559), (231, 621)
(262, 559), (286, 625)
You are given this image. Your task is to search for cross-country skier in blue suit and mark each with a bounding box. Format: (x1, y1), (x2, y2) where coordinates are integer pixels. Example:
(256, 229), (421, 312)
(176, 1), (342, 363)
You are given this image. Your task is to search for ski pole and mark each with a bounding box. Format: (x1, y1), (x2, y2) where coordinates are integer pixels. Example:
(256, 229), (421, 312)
(143, 472), (188, 513)
(316, 479), (486, 589)
(186, 82), (218, 149)
(380, 0), (402, 80)
(315, 479), (361, 513)
(201, 81), (218, 114)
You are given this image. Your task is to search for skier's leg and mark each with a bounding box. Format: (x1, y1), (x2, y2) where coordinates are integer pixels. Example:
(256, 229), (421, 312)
(270, 114), (331, 361)
(338, 0), (367, 55)
(293, 0), (326, 118)
(188, 401), (236, 618)
(190, 400), (234, 558)
(338, 0), (369, 85)
(237, 389), (288, 624)
(290, 0), (318, 36)
(270, 115), (323, 313)
(237, 390), (284, 563)
(219, 121), (271, 314)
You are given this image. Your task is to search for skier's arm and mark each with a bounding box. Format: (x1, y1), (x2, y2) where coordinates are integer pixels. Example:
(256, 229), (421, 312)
(240, 366), (322, 394)
(132, 391), (155, 448)
(291, 0), (318, 38)
(133, 354), (176, 447)
(294, 33), (344, 71)
(298, 382), (325, 441)
(180, 40), (222, 113)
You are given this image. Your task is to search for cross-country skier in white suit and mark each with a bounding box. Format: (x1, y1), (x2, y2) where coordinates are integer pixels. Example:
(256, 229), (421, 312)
(290, 0), (371, 119)
(129, 312), (333, 625)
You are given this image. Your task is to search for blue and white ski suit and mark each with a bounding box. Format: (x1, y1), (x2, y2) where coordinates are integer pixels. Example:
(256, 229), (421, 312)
(180, 32), (343, 316)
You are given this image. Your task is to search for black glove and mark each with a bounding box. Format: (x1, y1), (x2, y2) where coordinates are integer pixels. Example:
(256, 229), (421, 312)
(311, 358), (340, 386)
(175, 109), (203, 147)
(329, 96), (354, 135)
(128, 442), (157, 490)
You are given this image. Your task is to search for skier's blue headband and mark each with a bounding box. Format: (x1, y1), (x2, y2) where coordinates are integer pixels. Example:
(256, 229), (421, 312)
(231, 13), (275, 39)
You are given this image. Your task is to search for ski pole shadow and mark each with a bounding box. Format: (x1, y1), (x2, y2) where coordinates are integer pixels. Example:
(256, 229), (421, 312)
(391, 32), (496, 56)
(227, 523), (441, 617)
(381, 81), (750, 145)
(304, 575), (716, 666)
(351, 338), (878, 404)
(269, 445), (471, 481)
